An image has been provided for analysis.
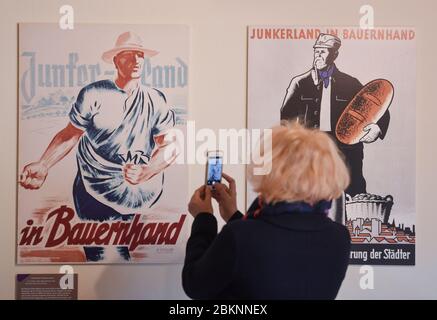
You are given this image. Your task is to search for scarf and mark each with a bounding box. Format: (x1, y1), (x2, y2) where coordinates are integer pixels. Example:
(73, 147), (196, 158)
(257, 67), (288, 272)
(243, 196), (332, 220)
(318, 64), (336, 88)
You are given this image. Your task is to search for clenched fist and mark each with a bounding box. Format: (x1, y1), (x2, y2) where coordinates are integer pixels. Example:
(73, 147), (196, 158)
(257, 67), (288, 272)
(19, 162), (49, 190)
(123, 164), (156, 185)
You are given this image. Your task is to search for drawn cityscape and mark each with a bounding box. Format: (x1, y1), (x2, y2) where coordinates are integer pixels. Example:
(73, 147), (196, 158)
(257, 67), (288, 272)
(345, 193), (415, 244)
(346, 218), (415, 244)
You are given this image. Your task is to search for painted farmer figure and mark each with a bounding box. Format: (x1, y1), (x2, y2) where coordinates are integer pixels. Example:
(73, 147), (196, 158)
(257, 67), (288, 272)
(280, 33), (390, 196)
(20, 32), (179, 261)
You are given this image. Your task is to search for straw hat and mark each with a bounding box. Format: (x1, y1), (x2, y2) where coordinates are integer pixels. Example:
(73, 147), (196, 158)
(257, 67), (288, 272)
(102, 31), (159, 63)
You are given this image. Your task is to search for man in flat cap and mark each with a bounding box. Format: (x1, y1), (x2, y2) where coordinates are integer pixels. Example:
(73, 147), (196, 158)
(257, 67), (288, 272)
(19, 31), (179, 261)
(280, 33), (390, 196)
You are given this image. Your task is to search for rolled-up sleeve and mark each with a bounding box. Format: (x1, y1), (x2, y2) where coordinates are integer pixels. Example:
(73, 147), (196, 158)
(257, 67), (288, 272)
(151, 89), (175, 136)
(69, 87), (93, 130)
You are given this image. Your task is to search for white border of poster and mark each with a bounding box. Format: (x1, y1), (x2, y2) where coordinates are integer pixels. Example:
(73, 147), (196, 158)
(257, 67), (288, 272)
(247, 26), (416, 265)
(17, 23), (190, 264)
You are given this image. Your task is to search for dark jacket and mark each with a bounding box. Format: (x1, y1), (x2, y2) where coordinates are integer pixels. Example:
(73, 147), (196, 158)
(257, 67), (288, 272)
(182, 204), (351, 300)
(280, 66), (390, 141)
(280, 66), (390, 195)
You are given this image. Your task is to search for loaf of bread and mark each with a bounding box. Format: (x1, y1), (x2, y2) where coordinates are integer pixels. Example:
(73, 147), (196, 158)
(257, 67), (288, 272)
(335, 79), (394, 145)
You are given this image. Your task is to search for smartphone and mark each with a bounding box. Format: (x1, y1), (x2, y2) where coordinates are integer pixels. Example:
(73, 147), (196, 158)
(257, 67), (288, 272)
(205, 151), (223, 186)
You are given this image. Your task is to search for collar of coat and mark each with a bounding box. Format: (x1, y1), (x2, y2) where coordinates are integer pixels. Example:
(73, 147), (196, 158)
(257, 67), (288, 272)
(243, 196), (334, 231)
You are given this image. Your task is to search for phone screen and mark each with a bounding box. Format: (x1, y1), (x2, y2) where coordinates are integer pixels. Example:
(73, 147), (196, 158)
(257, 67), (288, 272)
(206, 155), (223, 185)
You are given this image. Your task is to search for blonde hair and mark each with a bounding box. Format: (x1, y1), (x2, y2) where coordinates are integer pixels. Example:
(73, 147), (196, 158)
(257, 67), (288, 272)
(248, 121), (350, 205)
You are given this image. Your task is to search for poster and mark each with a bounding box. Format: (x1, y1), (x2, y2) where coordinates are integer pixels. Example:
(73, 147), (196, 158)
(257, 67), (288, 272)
(18, 24), (190, 264)
(248, 26), (415, 265)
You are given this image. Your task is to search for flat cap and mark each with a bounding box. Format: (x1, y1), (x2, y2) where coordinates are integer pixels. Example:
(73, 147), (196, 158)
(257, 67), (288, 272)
(313, 33), (341, 50)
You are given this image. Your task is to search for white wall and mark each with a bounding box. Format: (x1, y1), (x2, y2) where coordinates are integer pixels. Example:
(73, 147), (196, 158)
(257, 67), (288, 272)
(1, 0), (436, 299)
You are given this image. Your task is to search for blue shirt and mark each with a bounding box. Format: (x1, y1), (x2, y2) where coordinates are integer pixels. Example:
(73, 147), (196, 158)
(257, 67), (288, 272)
(69, 80), (175, 214)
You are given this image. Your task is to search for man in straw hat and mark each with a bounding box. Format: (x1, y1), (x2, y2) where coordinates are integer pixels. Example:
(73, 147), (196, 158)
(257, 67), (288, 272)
(280, 33), (390, 197)
(19, 32), (179, 261)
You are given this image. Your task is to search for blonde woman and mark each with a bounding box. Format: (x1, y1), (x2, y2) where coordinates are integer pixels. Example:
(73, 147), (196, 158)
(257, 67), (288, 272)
(183, 122), (351, 299)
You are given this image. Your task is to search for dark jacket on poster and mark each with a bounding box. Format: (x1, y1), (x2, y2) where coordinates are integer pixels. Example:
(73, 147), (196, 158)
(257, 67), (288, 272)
(280, 66), (390, 195)
(182, 199), (351, 300)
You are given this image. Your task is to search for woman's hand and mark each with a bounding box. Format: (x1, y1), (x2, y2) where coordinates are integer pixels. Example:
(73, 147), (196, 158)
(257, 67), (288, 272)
(188, 185), (213, 218)
(211, 173), (238, 222)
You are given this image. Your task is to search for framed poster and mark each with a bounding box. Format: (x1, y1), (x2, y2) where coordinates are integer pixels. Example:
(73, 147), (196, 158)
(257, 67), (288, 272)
(248, 26), (415, 265)
(18, 24), (190, 264)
